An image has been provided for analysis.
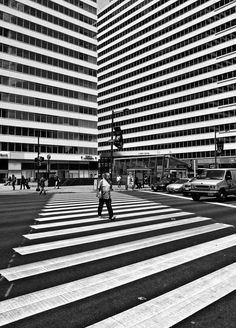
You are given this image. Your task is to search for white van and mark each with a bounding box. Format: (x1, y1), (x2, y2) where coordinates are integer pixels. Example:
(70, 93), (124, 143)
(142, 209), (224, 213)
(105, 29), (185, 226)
(190, 168), (236, 201)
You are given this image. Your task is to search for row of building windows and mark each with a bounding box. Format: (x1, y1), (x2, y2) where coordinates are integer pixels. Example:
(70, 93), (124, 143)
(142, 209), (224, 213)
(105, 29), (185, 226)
(99, 82), (236, 113)
(99, 97), (236, 124)
(31, 0), (96, 19)
(1, 76), (97, 103)
(0, 60), (97, 90)
(0, 125), (97, 142)
(98, 0), (188, 37)
(0, 142), (97, 155)
(99, 16), (235, 74)
(115, 149), (236, 160)
(98, 0), (137, 25)
(98, 97), (236, 130)
(99, 108), (236, 138)
(101, 122), (236, 147)
(176, 149), (236, 160)
(0, 0), (96, 25)
(99, 0), (227, 61)
(98, 0), (234, 32)
(0, 93), (97, 116)
(111, 134), (236, 150)
(1, 11), (96, 51)
(99, 56), (235, 94)
(99, 71), (236, 104)
(98, 0), (212, 53)
(100, 60), (235, 97)
(99, 28), (235, 81)
(1, 28), (97, 64)
(0, 109), (97, 129)
(63, 0), (96, 10)
(0, 44), (96, 77)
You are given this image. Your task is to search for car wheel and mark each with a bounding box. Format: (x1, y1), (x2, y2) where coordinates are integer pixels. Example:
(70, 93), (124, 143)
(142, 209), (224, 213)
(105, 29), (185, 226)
(192, 194), (200, 201)
(217, 190), (227, 202)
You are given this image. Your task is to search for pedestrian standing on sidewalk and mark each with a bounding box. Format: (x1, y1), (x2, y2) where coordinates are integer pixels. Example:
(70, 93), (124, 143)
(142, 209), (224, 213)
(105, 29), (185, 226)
(54, 175), (60, 189)
(12, 175), (16, 190)
(96, 172), (116, 221)
(20, 175), (26, 190)
(116, 174), (122, 189)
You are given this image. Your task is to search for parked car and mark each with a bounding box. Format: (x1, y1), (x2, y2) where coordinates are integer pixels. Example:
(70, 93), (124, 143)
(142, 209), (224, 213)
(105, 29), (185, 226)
(151, 178), (176, 192)
(191, 168), (236, 201)
(166, 178), (190, 193)
(182, 177), (196, 195)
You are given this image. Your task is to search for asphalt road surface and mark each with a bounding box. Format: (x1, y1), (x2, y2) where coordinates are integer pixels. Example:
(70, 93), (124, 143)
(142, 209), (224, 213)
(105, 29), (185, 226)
(0, 189), (236, 328)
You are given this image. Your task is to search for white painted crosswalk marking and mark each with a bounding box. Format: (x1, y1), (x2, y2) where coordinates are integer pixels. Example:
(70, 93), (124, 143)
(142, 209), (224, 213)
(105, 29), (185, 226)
(39, 203), (161, 217)
(88, 262), (236, 328)
(35, 206), (172, 222)
(1, 239), (236, 326)
(43, 199), (150, 210)
(0, 224), (232, 282)
(25, 208), (184, 240)
(15, 215), (211, 255)
(31, 208), (189, 230)
(1, 191), (236, 328)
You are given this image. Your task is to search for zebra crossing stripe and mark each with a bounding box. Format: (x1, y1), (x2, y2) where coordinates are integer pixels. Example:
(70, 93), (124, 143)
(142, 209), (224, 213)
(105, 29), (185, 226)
(0, 223), (232, 282)
(35, 205), (170, 222)
(1, 237), (236, 327)
(87, 262), (236, 328)
(45, 195), (139, 206)
(32, 208), (186, 230)
(32, 208), (190, 230)
(15, 215), (211, 255)
(42, 200), (151, 211)
(26, 208), (189, 240)
(40, 201), (158, 214)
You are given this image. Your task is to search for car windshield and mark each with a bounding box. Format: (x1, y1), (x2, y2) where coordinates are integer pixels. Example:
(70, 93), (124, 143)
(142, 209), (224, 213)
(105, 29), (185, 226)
(205, 170), (225, 180)
(175, 179), (189, 184)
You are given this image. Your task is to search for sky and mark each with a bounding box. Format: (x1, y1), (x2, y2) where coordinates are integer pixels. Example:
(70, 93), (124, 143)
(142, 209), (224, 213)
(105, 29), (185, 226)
(97, 0), (110, 11)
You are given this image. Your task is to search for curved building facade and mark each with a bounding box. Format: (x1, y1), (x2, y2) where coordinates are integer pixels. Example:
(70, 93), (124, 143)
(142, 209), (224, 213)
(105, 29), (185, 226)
(97, 0), (236, 177)
(0, 0), (98, 183)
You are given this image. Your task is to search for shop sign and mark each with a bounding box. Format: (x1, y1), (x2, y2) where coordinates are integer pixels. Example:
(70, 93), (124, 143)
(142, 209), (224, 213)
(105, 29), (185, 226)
(82, 155), (94, 160)
(0, 152), (9, 158)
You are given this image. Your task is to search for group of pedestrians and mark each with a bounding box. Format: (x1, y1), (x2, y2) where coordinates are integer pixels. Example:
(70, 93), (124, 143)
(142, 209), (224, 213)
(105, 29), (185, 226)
(5, 175), (30, 191)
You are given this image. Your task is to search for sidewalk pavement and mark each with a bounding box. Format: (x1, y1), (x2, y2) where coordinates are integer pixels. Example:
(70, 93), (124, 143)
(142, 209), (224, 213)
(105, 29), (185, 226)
(0, 183), (95, 195)
(0, 184), (137, 195)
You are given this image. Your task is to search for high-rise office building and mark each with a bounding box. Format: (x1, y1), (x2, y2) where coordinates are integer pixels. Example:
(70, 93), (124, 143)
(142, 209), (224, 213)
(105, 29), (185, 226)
(97, 0), (236, 180)
(0, 0), (98, 183)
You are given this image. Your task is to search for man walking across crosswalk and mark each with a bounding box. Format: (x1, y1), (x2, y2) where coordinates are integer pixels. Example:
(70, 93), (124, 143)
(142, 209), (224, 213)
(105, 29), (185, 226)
(96, 172), (116, 221)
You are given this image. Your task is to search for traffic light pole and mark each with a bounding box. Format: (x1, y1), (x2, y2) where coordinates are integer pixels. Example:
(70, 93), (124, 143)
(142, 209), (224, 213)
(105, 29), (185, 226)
(36, 131), (40, 191)
(214, 126), (217, 169)
(110, 109), (114, 188)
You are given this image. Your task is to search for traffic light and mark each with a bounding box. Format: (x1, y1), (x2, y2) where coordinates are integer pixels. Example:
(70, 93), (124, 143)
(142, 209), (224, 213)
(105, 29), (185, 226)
(34, 156), (44, 166)
(113, 126), (123, 150)
(34, 156), (44, 162)
(216, 139), (224, 155)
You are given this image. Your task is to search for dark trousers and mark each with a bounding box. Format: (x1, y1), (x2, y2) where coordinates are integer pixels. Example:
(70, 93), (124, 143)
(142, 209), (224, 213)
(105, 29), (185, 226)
(98, 198), (113, 219)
